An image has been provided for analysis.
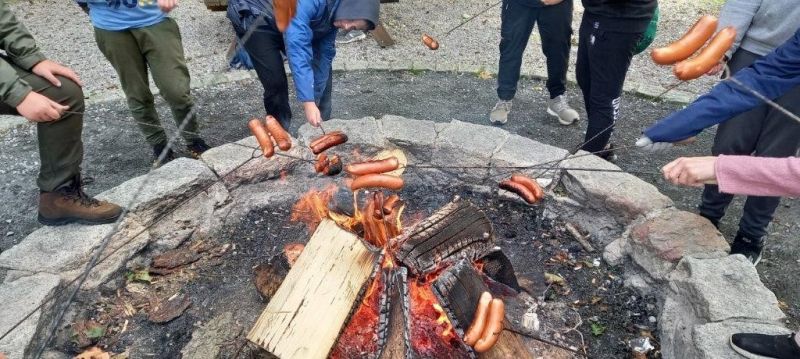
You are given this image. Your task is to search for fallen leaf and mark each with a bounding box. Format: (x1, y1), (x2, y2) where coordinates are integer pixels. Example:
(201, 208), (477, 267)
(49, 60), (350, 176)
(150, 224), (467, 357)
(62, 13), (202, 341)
(70, 320), (105, 347)
(590, 296), (602, 305)
(544, 272), (566, 286)
(477, 69), (493, 80)
(254, 255), (291, 301)
(125, 269), (151, 283)
(283, 243), (305, 266)
(590, 322), (606, 336)
(778, 300), (789, 311)
(148, 293), (192, 324)
(74, 347), (110, 359)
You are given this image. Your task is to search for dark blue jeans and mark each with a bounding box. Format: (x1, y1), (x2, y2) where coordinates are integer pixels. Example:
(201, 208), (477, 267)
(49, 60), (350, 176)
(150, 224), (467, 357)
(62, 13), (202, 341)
(240, 19), (333, 130)
(496, 0), (573, 101)
(700, 48), (800, 240)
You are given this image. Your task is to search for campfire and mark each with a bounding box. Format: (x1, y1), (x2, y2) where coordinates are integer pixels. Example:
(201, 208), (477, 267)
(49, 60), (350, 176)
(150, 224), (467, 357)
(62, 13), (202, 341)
(246, 163), (530, 358)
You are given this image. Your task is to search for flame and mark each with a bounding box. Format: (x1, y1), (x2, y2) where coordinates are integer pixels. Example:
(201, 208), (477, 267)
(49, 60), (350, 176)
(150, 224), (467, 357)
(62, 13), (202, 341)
(289, 184), (337, 233)
(409, 280), (457, 346)
(329, 270), (385, 358)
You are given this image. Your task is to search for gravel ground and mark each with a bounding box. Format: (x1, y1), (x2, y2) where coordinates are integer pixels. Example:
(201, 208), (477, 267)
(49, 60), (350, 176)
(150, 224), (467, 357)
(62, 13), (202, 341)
(1, 71), (797, 330)
(9, 0), (720, 99)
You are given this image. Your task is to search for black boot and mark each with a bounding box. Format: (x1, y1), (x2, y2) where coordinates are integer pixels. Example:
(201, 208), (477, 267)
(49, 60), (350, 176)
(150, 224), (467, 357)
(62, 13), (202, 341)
(152, 142), (176, 168)
(730, 232), (765, 265)
(186, 138), (211, 159)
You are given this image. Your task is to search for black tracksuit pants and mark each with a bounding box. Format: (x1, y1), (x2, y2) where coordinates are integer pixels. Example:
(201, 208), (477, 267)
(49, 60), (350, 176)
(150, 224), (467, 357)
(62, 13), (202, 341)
(240, 20), (333, 130)
(699, 48), (800, 240)
(576, 14), (643, 153)
(497, 0), (573, 101)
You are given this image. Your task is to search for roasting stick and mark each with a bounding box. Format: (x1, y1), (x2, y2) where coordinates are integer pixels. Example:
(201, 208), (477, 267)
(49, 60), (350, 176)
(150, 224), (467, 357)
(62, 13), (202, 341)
(503, 328), (591, 358)
(443, 0), (502, 37)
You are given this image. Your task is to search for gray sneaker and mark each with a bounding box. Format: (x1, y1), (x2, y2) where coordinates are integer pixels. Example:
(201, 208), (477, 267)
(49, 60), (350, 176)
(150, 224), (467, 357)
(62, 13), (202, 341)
(336, 30), (367, 44)
(490, 100), (513, 124)
(547, 95), (580, 125)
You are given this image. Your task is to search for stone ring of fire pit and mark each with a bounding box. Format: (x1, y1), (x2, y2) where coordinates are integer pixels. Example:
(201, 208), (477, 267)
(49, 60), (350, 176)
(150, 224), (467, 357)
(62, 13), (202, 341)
(0, 115), (790, 359)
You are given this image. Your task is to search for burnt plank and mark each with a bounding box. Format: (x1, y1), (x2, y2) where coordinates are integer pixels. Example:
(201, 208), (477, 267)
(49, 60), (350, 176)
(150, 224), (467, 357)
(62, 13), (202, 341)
(377, 267), (410, 359)
(396, 200), (495, 275)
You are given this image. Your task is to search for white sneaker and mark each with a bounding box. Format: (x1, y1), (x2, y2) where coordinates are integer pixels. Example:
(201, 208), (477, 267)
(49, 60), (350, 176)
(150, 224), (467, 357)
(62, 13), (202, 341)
(547, 95), (579, 125)
(336, 30), (367, 44)
(490, 100), (513, 124)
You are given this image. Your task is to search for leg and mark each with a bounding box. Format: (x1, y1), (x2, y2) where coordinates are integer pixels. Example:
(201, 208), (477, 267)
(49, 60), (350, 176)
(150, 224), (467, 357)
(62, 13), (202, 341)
(242, 22), (292, 129)
(736, 85), (800, 239)
(0, 62), (122, 225)
(698, 49), (764, 226)
(318, 64), (333, 121)
(496, 0), (538, 101)
(93, 27), (166, 146)
(575, 15), (592, 116)
(581, 27), (641, 153)
(134, 18), (199, 142)
(537, 0), (573, 99)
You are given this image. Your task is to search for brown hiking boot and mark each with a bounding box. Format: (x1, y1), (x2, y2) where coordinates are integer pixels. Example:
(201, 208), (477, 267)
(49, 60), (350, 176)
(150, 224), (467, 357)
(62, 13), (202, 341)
(38, 176), (123, 226)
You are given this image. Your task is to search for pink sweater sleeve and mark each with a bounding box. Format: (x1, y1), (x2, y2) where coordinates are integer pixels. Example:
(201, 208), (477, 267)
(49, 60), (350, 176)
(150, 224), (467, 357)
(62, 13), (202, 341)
(715, 155), (800, 197)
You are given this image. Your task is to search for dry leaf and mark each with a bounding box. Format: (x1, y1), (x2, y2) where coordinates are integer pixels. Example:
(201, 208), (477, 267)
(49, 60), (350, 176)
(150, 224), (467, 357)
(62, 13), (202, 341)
(148, 293), (192, 324)
(544, 272), (566, 286)
(283, 243), (305, 266)
(74, 347), (110, 359)
(477, 69), (493, 80)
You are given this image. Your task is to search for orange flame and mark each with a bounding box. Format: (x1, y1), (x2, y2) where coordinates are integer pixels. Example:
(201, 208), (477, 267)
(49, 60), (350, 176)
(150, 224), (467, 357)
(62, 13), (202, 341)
(289, 184), (337, 233)
(409, 281), (456, 344)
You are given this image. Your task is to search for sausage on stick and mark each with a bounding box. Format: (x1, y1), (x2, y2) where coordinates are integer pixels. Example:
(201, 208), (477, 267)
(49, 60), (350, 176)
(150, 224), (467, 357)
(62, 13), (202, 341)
(350, 174), (404, 191)
(345, 157), (400, 176)
(651, 15), (718, 65)
(464, 292), (493, 346)
(265, 115), (292, 151)
(310, 131), (348, 155)
(673, 26), (737, 81)
(248, 118), (275, 158)
(472, 298), (505, 353)
(499, 180), (538, 204)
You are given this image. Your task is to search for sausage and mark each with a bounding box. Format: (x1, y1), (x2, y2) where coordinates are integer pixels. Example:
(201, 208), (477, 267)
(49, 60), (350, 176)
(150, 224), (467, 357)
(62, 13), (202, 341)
(324, 155), (342, 176)
(345, 157), (400, 176)
(472, 298), (505, 353)
(248, 118), (275, 158)
(650, 15), (718, 65)
(273, 0), (297, 33)
(265, 115), (292, 151)
(314, 154), (328, 173)
(310, 131), (348, 155)
(350, 174), (404, 191)
(673, 26), (737, 81)
(382, 194), (401, 215)
(464, 292), (493, 346)
(499, 180), (538, 204)
(421, 34), (439, 50)
(510, 174), (544, 201)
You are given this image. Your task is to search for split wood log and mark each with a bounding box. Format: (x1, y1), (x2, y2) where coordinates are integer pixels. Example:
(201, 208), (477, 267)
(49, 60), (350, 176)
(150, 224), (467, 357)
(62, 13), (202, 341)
(377, 267), (411, 359)
(395, 199), (495, 276)
(433, 260), (534, 359)
(247, 219), (379, 359)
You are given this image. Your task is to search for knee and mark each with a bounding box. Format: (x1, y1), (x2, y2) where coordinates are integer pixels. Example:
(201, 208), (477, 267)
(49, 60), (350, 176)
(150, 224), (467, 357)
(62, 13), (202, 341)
(160, 86), (192, 107)
(55, 76), (85, 113)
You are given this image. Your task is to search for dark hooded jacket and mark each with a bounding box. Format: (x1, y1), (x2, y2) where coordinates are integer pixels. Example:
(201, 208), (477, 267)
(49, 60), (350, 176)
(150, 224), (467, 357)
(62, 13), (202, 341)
(581, 0), (657, 33)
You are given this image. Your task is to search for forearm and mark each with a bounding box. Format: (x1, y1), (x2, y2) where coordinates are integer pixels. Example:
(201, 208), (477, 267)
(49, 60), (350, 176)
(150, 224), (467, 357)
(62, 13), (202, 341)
(0, 59), (32, 107)
(716, 155), (800, 197)
(0, 2), (46, 70)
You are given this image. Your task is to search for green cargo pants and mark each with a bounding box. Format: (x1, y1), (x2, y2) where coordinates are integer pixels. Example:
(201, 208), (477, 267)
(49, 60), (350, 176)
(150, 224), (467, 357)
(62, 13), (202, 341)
(94, 18), (199, 147)
(0, 60), (84, 192)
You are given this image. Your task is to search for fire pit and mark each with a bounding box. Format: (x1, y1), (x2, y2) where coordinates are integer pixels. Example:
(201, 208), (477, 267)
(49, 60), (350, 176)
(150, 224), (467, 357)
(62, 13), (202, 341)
(0, 116), (789, 359)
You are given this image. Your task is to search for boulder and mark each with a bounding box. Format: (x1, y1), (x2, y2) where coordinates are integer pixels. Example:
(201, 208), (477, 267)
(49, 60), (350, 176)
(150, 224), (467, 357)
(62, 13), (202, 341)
(201, 136), (307, 189)
(0, 273), (61, 359)
(180, 312), (238, 359)
(376, 115), (438, 162)
(432, 120), (510, 182)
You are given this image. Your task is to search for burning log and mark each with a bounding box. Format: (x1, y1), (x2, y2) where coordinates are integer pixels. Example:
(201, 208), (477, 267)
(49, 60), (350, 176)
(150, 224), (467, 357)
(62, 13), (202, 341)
(377, 267), (411, 359)
(433, 260), (534, 359)
(247, 219), (379, 358)
(395, 199), (495, 276)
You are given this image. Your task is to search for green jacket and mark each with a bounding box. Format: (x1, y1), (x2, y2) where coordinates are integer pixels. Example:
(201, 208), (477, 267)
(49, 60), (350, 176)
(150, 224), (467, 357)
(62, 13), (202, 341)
(0, 0), (46, 107)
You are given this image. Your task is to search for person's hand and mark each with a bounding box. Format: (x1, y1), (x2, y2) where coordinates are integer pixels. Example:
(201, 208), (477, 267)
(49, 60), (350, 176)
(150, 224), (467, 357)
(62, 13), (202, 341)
(16, 91), (69, 123)
(541, 0), (564, 4)
(303, 101), (322, 127)
(157, 0), (178, 12)
(32, 60), (82, 88)
(661, 156), (718, 187)
(636, 136), (696, 152)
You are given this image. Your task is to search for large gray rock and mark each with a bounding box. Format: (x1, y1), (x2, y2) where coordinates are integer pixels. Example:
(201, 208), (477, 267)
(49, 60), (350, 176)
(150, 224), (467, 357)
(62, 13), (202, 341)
(669, 255), (785, 323)
(0, 219), (150, 288)
(628, 209), (729, 281)
(692, 321), (791, 359)
(560, 153), (673, 223)
(180, 312), (238, 359)
(201, 136), (308, 189)
(97, 158), (217, 225)
(0, 273), (61, 359)
(432, 120), (510, 182)
(148, 182), (230, 252)
(376, 115), (438, 162)
(490, 134), (569, 180)
(298, 117), (386, 149)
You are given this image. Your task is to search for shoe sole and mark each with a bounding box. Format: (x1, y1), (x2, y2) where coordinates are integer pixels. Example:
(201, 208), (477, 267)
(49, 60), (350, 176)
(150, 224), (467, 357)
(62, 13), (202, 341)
(336, 34), (367, 44)
(547, 107), (578, 126)
(38, 213), (122, 226)
(729, 335), (777, 359)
